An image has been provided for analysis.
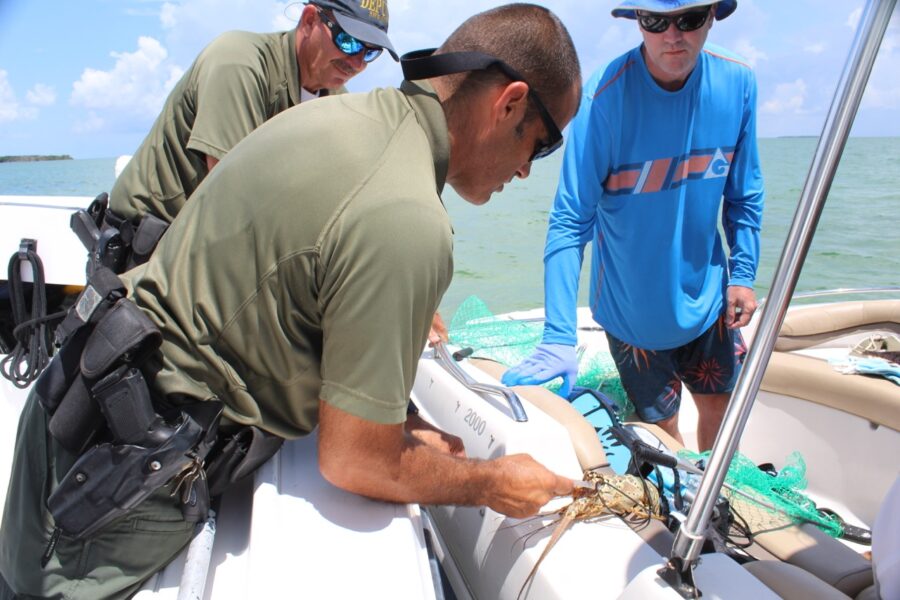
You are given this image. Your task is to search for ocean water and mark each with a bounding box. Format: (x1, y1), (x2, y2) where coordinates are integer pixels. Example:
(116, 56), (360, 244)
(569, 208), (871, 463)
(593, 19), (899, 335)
(1, 138), (898, 319)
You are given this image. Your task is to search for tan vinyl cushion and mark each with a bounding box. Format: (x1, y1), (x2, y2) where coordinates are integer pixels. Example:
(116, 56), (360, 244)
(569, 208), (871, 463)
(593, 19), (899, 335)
(629, 425), (875, 597)
(775, 300), (900, 351)
(761, 351), (900, 432)
(745, 560), (852, 600)
(469, 358), (609, 471)
(854, 585), (879, 600)
(752, 524), (874, 597)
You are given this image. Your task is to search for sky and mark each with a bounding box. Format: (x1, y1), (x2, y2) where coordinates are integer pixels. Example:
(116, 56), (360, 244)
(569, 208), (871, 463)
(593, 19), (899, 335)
(0, 0), (898, 159)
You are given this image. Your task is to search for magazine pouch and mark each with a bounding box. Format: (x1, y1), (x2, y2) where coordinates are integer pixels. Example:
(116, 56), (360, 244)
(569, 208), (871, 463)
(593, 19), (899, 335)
(205, 426), (284, 498)
(34, 267), (126, 415)
(128, 214), (169, 269)
(34, 327), (91, 415)
(46, 298), (161, 455)
(80, 298), (161, 379)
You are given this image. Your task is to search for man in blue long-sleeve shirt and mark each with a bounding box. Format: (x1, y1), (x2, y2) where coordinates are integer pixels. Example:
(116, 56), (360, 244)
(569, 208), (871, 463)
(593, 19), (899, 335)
(503, 0), (765, 450)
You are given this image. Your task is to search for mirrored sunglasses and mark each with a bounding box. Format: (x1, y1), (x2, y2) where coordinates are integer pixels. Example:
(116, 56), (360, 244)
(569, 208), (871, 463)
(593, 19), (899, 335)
(636, 8), (711, 34)
(318, 10), (383, 63)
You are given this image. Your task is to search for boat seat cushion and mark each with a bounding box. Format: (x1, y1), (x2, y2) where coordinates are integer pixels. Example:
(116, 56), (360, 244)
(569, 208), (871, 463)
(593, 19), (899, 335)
(469, 358), (609, 471)
(745, 560), (852, 600)
(775, 300), (900, 351)
(761, 351), (900, 432)
(751, 523), (874, 597)
(630, 422), (875, 597)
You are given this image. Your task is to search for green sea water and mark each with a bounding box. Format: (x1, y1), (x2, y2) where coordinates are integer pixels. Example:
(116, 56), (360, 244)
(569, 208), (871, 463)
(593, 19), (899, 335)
(1, 138), (897, 319)
(439, 136), (900, 317)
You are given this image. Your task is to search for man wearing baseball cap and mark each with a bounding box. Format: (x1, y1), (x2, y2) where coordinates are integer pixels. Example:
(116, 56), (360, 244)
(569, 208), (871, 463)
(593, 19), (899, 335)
(0, 4), (581, 599)
(102, 0), (397, 268)
(503, 0), (766, 452)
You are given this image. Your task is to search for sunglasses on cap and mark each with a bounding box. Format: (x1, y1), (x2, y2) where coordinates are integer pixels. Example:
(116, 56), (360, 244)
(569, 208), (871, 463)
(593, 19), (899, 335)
(636, 7), (712, 34)
(318, 9), (383, 63)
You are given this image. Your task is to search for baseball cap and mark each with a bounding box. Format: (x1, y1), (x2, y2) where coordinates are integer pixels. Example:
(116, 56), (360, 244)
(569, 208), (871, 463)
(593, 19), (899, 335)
(310, 0), (398, 61)
(611, 0), (737, 21)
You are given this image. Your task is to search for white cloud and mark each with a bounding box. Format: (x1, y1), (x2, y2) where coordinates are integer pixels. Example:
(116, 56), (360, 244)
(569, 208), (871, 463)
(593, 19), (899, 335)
(70, 36), (183, 120)
(272, 2), (298, 31)
(73, 111), (106, 134)
(761, 79), (808, 114)
(158, 0), (290, 62)
(733, 39), (767, 67)
(847, 7), (863, 30)
(804, 43), (826, 54)
(26, 83), (56, 106)
(0, 70), (38, 122)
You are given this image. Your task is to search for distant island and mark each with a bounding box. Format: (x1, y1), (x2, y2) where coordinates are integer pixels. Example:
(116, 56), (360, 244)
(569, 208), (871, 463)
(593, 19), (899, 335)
(0, 155), (73, 163)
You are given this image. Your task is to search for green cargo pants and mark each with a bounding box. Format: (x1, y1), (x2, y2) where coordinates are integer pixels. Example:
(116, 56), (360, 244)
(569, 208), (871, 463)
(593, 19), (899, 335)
(0, 392), (196, 600)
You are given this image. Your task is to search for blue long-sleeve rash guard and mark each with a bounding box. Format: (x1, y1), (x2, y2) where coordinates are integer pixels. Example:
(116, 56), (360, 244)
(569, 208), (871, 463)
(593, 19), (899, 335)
(543, 43), (765, 351)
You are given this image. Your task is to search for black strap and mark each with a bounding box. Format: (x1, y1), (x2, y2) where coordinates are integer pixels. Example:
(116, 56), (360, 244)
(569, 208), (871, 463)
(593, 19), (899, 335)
(0, 239), (63, 388)
(53, 267), (126, 346)
(400, 48), (532, 84)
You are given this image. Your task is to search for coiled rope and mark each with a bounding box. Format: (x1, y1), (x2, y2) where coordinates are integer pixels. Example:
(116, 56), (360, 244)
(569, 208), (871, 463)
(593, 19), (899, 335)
(1, 240), (64, 387)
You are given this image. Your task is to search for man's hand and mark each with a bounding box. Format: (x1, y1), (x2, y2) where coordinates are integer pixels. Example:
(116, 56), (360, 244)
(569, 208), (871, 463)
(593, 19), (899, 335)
(483, 454), (574, 518)
(428, 312), (448, 346)
(406, 412), (465, 458)
(500, 343), (579, 397)
(726, 285), (758, 329)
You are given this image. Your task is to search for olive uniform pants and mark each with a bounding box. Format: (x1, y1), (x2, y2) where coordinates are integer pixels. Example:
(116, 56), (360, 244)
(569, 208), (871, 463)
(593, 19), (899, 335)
(0, 393), (195, 600)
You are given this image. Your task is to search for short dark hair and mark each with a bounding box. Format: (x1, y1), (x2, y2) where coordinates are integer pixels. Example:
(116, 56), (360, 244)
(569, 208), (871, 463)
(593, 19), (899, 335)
(437, 3), (581, 121)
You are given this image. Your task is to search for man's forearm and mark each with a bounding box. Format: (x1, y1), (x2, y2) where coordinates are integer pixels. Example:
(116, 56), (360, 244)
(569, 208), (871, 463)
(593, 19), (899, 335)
(322, 428), (486, 506)
(317, 399), (571, 517)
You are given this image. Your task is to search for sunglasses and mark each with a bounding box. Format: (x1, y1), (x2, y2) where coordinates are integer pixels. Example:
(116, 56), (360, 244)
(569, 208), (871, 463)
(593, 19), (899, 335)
(399, 50), (565, 161)
(318, 10), (383, 63)
(491, 61), (563, 161)
(636, 8), (712, 34)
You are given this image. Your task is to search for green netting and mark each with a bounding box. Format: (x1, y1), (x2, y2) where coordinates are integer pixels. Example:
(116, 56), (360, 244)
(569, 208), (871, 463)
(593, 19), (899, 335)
(677, 449), (844, 538)
(447, 295), (632, 414)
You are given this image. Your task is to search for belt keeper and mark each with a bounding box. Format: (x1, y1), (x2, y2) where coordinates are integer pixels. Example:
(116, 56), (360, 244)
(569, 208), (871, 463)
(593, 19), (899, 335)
(18, 238), (37, 260)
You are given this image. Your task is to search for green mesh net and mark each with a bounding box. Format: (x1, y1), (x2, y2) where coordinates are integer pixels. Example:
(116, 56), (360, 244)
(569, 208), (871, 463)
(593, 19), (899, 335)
(677, 449), (844, 538)
(447, 296), (632, 414)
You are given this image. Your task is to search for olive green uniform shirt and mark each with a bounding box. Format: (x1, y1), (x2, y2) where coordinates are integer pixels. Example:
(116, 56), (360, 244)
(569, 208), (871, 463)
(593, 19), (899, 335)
(109, 29), (343, 223)
(123, 81), (453, 439)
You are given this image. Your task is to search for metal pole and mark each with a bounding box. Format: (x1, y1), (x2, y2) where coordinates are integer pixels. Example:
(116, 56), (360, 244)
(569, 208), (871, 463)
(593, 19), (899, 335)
(666, 0), (898, 585)
(177, 512), (217, 600)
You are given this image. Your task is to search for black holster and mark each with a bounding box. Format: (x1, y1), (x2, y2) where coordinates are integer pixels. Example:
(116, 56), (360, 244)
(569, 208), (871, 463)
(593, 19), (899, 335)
(70, 194), (169, 276)
(48, 401), (223, 539)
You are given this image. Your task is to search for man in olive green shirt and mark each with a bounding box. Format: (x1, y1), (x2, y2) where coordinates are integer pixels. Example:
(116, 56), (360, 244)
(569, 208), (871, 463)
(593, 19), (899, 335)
(109, 0), (398, 224)
(0, 5), (583, 599)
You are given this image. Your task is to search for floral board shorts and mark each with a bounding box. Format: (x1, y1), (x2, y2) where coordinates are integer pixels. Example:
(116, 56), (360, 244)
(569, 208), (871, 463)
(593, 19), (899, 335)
(605, 313), (748, 423)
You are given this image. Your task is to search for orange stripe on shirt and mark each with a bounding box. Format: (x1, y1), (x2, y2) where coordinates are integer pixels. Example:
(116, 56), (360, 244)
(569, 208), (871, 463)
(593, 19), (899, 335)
(702, 49), (751, 70)
(593, 60), (635, 99)
(688, 155), (713, 175)
(641, 158), (672, 193)
(606, 169), (641, 192)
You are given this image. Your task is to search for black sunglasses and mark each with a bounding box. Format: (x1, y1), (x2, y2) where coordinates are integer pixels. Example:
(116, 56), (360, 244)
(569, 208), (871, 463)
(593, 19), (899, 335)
(489, 61), (563, 161)
(318, 10), (383, 63)
(636, 8), (712, 34)
(401, 50), (564, 161)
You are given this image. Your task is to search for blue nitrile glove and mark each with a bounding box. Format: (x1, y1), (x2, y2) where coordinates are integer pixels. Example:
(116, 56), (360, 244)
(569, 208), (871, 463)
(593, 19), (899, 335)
(501, 343), (579, 398)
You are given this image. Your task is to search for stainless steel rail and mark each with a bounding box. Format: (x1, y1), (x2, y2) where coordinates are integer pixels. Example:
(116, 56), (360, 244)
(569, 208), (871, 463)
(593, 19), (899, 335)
(665, 0), (898, 592)
(772, 285), (900, 304)
(433, 342), (528, 422)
